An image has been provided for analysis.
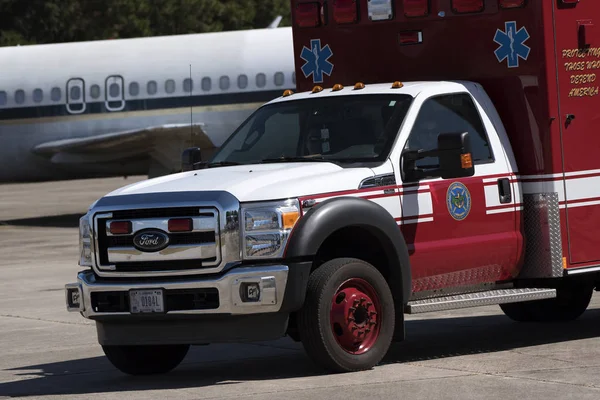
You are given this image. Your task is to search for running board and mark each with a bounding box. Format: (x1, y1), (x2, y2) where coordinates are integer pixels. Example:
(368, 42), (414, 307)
(405, 288), (557, 314)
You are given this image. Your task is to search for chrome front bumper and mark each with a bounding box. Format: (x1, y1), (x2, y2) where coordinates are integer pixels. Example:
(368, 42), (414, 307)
(65, 265), (289, 319)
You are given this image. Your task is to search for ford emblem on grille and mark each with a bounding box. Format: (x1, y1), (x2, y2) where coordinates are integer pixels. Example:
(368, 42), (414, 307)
(133, 230), (170, 252)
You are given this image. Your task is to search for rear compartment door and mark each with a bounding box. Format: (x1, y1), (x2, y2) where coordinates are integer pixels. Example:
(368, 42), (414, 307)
(553, 2), (600, 265)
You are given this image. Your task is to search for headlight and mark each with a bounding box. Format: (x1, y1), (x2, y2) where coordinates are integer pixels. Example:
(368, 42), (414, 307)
(241, 199), (301, 259)
(79, 212), (93, 267)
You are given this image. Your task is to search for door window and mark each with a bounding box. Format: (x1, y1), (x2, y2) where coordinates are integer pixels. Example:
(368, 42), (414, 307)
(405, 93), (494, 168)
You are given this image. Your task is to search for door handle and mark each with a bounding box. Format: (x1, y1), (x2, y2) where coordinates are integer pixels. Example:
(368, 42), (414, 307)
(498, 178), (512, 204)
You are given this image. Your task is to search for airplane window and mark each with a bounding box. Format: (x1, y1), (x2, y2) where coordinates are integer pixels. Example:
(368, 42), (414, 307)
(129, 82), (140, 96)
(51, 87), (61, 102)
(165, 79), (175, 94)
(147, 81), (157, 95)
(15, 89), (25, 104)
(109, 83), (122, 98)
(292, 72), (296, 85)
(256, 73), (266, 88)
(70, 86), (81, 101)
(183, 78), (193, 93)
(33, 89), (43, 103)
(274, 72), (285, 86)
(238, 74), (248, 89)
(202, 77), (211, 91)
(220, 76), (230, 90)
(90, 84), (101, 99)
(0, 91), (6, 106)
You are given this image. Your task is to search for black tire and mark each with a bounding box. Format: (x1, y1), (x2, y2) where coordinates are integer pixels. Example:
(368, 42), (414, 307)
(500, 282), (594, 322)
(297, 257), (396, 373)
(102, 344), (190, 375)
(528, 282), (594, 322)
(499, 301), (534, 322)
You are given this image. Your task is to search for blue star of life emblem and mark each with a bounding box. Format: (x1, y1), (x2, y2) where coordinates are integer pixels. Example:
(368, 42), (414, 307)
(300, 39), (334, 83)
(493, 21), (531, 68)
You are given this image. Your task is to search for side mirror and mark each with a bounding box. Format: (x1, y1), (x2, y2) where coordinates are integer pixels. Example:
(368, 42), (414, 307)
(401, 131), (475, 182)
(181, 147), (203, 172)
(437, 131), (474, 179)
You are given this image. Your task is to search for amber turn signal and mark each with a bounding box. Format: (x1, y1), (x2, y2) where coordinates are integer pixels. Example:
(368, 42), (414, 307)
(461, 153), (473, 169)
(282, 211), (300, 230)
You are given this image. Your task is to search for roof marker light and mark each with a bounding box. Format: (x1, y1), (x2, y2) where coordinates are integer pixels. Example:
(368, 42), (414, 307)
(283, 89), (294, 97)
(368, 0), (394, 21)
(354, 82), (365, 90)
(392, 81), (404, 89)
(499, 0), (525, 8)
(403, 0), (429, 18)
(452, 0), (484, 13)
(295, 2), (321, 28)
(332, 84), (344, 91)
(333, 0), (358, 24)
(312, 85), (324, 93)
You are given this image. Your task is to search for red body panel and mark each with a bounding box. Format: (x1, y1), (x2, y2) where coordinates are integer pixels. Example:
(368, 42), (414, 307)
(290, 0), (600, 282)
(400, 176), (519, 293)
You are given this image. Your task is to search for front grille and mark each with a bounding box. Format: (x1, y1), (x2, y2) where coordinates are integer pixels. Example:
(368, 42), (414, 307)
(95, 207), (221, 274)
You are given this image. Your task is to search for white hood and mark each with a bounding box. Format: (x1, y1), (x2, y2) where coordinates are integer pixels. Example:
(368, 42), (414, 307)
(105, 162), (375, 202)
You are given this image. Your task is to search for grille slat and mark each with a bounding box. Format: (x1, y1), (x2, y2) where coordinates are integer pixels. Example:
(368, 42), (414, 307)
(107, 232), (215, 247)
(111, 207), (207, 219)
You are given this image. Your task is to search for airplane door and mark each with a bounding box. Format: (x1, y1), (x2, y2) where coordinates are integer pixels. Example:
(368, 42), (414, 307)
(66, 78), (86, 114)
(105, 75), (125, 111)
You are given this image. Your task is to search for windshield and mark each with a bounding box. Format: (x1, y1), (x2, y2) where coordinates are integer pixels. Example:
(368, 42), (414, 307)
(208, 94), (413, 167)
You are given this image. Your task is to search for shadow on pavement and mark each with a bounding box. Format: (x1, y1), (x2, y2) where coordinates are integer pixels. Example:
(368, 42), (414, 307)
(0, 213), (83, 228)
(2, 309), (600, 397)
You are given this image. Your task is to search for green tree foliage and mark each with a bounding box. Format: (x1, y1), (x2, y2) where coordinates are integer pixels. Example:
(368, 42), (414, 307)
(0, 0), (291, 47)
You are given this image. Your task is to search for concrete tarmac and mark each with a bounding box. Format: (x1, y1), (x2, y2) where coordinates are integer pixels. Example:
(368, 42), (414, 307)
(2, 176), (600, 399)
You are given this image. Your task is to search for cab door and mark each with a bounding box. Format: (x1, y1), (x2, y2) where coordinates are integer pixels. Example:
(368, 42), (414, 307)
(396, 91), (519, 293)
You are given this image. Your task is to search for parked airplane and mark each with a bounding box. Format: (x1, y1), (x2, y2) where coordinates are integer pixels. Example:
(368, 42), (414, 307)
(0, 19), (295, 183)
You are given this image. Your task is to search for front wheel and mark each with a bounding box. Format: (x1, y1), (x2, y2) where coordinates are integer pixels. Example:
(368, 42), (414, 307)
(297, 258), (396, 373)
(102, 344), (190, 375)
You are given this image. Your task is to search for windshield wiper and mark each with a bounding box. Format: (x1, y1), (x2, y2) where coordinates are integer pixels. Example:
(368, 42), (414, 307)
(205, 161), (242, 168)
(259, 156), (336, 164)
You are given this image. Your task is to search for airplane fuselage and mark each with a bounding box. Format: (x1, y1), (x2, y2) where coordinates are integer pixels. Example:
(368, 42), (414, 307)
(0, 27), (296, 182)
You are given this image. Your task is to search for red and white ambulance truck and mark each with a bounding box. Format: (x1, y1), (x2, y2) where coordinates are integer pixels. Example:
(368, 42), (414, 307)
(66, 0), (600, 375)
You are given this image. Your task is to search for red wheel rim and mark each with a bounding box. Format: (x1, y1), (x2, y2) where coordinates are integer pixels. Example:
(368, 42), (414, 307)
(330, 278), (382, 355)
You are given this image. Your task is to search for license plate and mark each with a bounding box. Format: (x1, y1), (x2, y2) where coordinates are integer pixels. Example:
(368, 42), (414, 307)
(130, 289), (164, 314)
